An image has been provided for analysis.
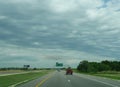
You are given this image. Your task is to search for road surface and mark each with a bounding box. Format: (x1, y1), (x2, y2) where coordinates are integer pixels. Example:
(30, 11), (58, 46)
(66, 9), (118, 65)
(17, 71), (120, 87)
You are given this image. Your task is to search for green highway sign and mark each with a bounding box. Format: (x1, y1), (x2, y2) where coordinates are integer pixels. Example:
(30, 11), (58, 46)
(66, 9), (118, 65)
(56, 62), (63, 67)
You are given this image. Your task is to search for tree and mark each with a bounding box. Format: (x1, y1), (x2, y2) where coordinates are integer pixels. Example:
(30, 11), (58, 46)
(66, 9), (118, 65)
(77, 60), (89, 72)
(77, 60), (119, 73)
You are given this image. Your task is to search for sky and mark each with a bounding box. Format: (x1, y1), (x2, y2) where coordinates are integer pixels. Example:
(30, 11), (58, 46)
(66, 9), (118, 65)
(0, 0), (120, 68)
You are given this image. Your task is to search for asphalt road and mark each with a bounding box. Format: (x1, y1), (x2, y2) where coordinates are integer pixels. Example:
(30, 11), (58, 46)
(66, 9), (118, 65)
(17, 71), (120, 87)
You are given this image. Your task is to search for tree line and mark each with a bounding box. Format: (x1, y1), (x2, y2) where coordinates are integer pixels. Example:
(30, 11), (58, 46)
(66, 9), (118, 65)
(77, 60), (120, 73)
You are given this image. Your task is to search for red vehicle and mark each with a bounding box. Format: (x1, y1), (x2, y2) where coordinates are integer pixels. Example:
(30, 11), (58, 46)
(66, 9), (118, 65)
(66, 67), (73, 75)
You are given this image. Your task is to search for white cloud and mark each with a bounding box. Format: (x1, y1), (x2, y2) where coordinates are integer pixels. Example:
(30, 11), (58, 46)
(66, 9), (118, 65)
(49, 0), (77, 13)
(86, 9), (105, 20)
(0, 15), (7, 20)
(6, 0), (37, 4)
(49, 0), (103, 13)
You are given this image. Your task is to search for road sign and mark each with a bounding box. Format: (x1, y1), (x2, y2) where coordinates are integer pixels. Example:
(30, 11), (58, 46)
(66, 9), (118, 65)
(56, 62), (63, 67)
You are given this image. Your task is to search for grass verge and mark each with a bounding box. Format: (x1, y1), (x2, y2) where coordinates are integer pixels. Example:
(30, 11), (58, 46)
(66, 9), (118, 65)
(91, 71), (120, 80)
(0, 70), (51, 87)
(74, 70), (120, 80)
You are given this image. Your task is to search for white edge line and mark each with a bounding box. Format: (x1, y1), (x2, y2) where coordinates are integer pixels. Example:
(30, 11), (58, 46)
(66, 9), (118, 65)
(8, 71), (50, 87)
(86, 74), (120, 82)
(8, 76), (38, 87)
(8, 80), (29, 87)
(76, 74), (119, 87)
(83, 76), (118, 87)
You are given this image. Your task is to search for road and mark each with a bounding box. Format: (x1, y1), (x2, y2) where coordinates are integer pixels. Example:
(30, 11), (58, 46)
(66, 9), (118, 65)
(17, 71), (120, 87)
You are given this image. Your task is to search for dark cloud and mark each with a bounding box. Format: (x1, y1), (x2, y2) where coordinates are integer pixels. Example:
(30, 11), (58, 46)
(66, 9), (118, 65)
(0, 0), (120, 67)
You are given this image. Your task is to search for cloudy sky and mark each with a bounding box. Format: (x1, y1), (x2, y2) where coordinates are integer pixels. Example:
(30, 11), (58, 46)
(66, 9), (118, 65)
(0, 0), (120, 68)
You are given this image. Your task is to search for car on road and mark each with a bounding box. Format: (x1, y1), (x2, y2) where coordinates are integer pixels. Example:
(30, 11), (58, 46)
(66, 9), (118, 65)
(66, 67), (73, 75)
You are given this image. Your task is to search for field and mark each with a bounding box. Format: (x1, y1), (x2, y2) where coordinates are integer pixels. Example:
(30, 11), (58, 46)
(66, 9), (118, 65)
(0, 70), (51, 87)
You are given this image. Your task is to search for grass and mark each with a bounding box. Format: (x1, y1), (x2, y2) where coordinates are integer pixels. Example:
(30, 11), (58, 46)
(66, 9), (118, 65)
(74, 70), (120, 80)
(0, 70), (51, 87)
(91, 71), (120, 80)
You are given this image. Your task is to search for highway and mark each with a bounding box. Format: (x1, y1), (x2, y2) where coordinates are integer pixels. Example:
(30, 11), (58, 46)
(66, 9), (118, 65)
(17, 71), (120, 87)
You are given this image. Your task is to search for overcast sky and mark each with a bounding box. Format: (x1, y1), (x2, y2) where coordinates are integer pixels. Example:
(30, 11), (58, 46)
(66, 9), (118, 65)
(0, 0), (120, 68)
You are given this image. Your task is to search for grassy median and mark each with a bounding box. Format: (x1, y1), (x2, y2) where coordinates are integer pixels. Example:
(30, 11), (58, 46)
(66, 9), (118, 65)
(0, 70), (51, 87)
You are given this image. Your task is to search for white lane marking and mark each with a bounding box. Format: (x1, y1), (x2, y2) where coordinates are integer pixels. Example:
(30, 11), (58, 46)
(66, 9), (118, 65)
(68, 80), (70, 82)
(79, 76), (118, 87)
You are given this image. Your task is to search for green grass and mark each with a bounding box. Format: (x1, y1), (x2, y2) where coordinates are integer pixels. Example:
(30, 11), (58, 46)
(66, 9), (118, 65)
(92, 72), (120, 80)
(74, 70), (120, 80)
(0, 70), (51, 87)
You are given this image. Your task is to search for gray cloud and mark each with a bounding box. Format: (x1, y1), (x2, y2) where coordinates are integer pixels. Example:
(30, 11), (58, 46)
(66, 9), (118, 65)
(0, 0), (120, 68)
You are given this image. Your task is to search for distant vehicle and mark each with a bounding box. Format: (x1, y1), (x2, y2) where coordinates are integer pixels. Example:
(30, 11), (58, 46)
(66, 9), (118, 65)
(66, 67), (73, 75)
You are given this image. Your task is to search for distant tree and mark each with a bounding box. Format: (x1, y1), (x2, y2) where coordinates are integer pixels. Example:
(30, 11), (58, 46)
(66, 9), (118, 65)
(23, 65), (30, 70)
(77, 60), (120, 73)
(98, 63), (110, 71)
(77, 60), (89, 72)
(33, 68), (37, 70)
(111, 61), (120, 71)
(88, 62), (99, 72)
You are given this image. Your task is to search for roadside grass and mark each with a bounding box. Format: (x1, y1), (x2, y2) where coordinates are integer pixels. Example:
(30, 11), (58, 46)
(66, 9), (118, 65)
(74, 70), (120, 80)
(0, 70), (52, 87)
(91, 71), (120, 80)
